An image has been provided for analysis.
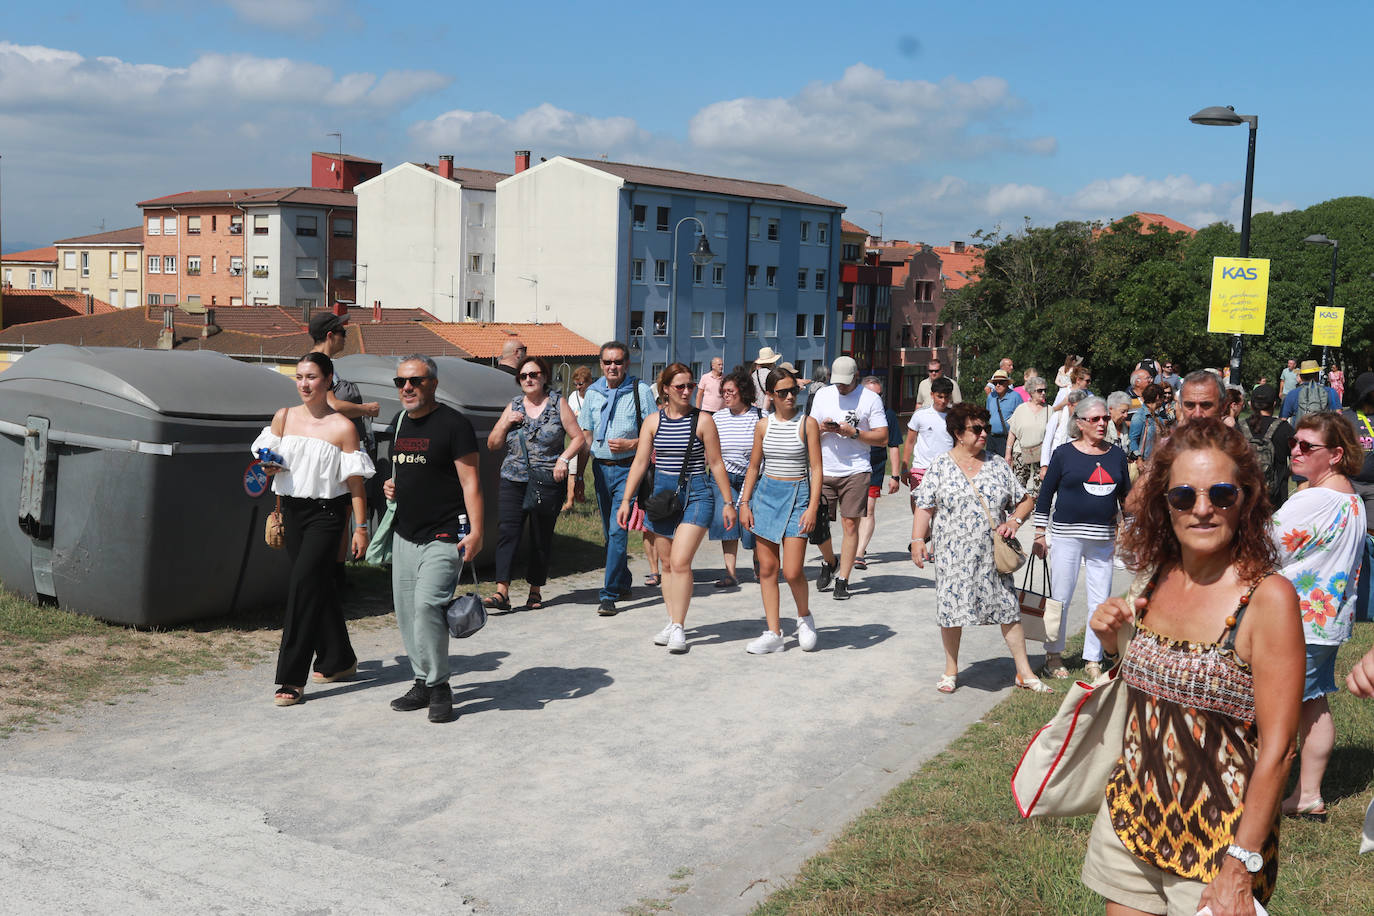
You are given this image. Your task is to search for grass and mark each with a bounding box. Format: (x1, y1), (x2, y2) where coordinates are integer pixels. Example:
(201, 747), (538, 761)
(752, 623), (1374, 916)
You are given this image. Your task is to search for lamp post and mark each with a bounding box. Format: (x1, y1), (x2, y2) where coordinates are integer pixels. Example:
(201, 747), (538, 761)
(668, 216), (713, 363)
(1303, 234), (1339, 379)
(1190, 104), (1258, 380)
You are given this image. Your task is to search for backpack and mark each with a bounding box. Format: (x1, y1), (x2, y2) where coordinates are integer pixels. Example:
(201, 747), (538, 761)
(1246, 415), (1280, 503)
(1296, 383), (1328, 421)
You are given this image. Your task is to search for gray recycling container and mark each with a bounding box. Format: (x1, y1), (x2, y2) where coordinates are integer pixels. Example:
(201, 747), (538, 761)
(335, 354), (516, 565)
(0, 345), (296, 626)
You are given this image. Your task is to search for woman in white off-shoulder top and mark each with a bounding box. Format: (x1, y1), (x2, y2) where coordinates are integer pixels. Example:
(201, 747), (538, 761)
(251, 351), (375, 707)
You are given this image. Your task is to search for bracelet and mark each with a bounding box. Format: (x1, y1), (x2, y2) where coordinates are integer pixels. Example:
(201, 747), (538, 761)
(556, 456), (569, 465)
(355, 522), (368, 529)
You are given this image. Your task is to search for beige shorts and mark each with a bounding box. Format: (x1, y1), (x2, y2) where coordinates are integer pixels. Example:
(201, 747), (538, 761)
(1080, 799), (1207, 916)
(820, 473), (869, 520)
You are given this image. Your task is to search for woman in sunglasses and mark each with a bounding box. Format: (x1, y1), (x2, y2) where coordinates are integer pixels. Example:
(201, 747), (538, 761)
(738, 367), (824, 653)
(485, 355), (586, 611)
(1086, 419), (1302, 916)
(1271, 412), (1366, 822)
(1032, 396), (1132, 680)
(910, 402), (1047, 694)
(618, 363), (737, 653)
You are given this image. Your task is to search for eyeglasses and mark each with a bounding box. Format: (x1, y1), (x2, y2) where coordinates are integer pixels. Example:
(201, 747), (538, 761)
(393, 375), (432, 389)
(601, 358), (626, 366)
(1165, 483), (1242, 511)
(927, 368), (941, 374)
(518, 371), (542, 380)
(964, 424), (988, 435)
(670, 382), (697, 392)
(1291, 440), (1329, 455)
(1080, 415), (1110, 423)
(773, 386), (799, 398)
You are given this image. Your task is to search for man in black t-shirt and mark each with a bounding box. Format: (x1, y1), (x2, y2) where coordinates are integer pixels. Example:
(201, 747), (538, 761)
(382, 354), (483, 723)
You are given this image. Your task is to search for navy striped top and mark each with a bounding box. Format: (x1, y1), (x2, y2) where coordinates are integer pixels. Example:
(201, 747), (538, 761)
(654, 410), (706, 474)
(713, 406), (763, 476)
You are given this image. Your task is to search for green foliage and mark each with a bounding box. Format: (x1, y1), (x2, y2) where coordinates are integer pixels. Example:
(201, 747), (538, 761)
(945, 198), (1374, 392)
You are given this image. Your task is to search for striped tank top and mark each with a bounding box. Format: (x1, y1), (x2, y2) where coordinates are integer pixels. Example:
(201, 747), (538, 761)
(762, 414), (808, 477)
(653, 410), (706, 474)
(713, 406), (762, 476)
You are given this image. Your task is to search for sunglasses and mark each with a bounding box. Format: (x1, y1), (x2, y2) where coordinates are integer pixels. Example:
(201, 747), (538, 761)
(518, 371), (542, 380)
(1080, 415), (1110, 423)
(670, 382), (697, 392)
(393, 375), (432, 388)
(1291, 440), (1329, 455)
(927, 369), (941, 374)
(601, 358), (626, 366)
(964, 424), (988, 435)
(1165, 483), (1242, 511)
(773, 386), (799, 397)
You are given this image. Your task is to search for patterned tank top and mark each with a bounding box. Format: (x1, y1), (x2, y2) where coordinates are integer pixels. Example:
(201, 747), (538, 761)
(653, 410), (706, 475)
(762, 414), (808, 477)
(1104, 574), (1279, 903)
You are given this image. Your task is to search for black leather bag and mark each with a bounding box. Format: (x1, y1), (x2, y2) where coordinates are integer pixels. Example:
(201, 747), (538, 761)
(644, 408), (699, 523)
(516, 423), (562, 514)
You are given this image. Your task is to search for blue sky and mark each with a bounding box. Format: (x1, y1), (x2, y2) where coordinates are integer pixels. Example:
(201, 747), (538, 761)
(2, 0), (1369, 252)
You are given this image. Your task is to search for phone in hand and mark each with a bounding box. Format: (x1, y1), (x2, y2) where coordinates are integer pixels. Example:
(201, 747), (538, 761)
(822, 419), (840, 430)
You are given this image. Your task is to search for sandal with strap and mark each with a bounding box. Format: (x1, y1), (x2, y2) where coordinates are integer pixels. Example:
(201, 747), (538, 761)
(525, 590), (544, 610)
(483, 592), (511, 612)
(713, 576), (738, 589)
(644, 573), (662, 587)
(936, 675), (957, 694)
(273, 685), (303, 707)
(1015, 674), (1053, 694)
(311, 664), (357, 684)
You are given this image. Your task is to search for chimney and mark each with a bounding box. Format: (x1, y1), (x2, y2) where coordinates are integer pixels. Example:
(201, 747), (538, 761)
(85, 293), (94, 315)
(201, 308), (220, 338)
(332, 299), (347, 318)
(951, 241), (965, 253)
(515, 150), (531, 173)
(438, 155), (454, 180)
(156, 307), (175, 349)
(373, 299), (382, 323)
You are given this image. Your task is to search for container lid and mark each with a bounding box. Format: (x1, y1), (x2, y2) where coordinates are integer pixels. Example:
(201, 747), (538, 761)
(0, 345), (295, 420)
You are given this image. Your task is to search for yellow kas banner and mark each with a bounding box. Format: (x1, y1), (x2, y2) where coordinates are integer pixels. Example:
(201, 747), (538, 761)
(1312, 306), (1344, 346)
(1207, 257), (1270, 335)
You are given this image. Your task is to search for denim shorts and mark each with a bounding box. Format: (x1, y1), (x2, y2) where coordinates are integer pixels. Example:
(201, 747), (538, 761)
(709, 471), (755, 547)
(1304, 642), (1340, 701)
(645, 469), (716, 537)
(749, 475), (810, 544)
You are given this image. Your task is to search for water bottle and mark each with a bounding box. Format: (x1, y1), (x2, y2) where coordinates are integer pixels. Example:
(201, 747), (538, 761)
(458, 513), (470, 537)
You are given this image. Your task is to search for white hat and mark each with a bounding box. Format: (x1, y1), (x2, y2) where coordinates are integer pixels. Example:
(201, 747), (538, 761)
(755, 346), (782, 365)
(831, 356), (859, 386)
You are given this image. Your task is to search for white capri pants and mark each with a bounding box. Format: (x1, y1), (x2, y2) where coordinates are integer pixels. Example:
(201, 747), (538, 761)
(1047, 534), (1115, 661)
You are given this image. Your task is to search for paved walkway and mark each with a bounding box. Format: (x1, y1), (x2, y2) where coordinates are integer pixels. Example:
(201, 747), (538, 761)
(0, 504), (1127, 915)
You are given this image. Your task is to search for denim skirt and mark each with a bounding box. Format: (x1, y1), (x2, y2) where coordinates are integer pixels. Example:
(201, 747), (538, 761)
(708, 470), (755, 547)
(645, 469), (716, 537)
(749, 475), (810, 544)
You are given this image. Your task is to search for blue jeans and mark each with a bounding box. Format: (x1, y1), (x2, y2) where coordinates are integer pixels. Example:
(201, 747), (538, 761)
(592, 459), (634, 602)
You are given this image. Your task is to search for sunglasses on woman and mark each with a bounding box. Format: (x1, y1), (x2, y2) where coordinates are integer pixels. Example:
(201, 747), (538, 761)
(518, 371), (542, 380)
(772, 385), (799, 397)
(670, 382), (697, 392)
(964, 424), (988, 435)
(1164, 483), (1242, 511)
(1290, 439), (1329, 455)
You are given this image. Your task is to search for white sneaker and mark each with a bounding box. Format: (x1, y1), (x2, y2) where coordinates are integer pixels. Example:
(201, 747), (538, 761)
(747, 630), (786, 654)
(653, 621), (675, 646)
(666, 623), (687, 654)
(796, 614), (818, 651)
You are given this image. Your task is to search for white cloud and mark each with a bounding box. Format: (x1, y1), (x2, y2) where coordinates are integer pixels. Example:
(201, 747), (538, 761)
(220, 0), (343, 30)
(409, 102), (650, 161)
(985, 183), (1054, 214)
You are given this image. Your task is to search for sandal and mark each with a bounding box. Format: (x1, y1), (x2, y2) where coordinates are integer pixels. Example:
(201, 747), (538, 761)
(273, 685), (303, 707)
(936, 675), (957, 694)
(713, 576), (739, 589)
(644, 573), (662, 587)
(525, 590), (544, 610)
(1015, 675), (1053, 694)
(853, 558), (868, 570)
(483, 592), (511, 612)
(311, 664), (357, 684)
(1041, 654), (1070, 680)
(1282, 801), (1329, 822)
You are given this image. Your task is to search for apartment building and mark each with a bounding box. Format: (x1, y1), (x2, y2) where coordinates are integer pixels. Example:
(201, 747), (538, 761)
(1, 247), (58, 291)
(835, 220), (893, 392)
(54, 226), (144, 308)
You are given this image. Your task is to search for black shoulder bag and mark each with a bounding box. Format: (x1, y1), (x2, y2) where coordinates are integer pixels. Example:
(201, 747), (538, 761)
(800, 404), (832, 546)
(631, 381), (655, 506)
(644, 408), (700, 522)
(517, 399), (563, 515)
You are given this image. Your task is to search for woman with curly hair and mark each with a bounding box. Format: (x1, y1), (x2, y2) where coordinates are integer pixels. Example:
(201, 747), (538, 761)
(1087, 418), (1303, 916)
(1271, 412), (1366, 822)
(708, 368), (762, 588)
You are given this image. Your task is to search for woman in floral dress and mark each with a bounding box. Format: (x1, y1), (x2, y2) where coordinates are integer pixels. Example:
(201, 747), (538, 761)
(909, 402), (1049, 694)
(1271, 411), (1366, 820)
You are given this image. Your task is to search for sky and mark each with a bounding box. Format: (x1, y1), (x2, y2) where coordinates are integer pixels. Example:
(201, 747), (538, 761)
(2, 0), (1371, 253)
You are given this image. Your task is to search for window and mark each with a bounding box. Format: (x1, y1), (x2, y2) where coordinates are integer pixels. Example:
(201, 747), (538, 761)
(296, 215), (317, 237)
(468, 203), (485, 227)
(229, 215), (243, 235)
(125, 252), (138, 270)
(842, 243), (861, 261)
(253, 297), (268, 306)
(332, 218), (353, 238)
(80, 286), (89, 295)
(147, 216), (161, 236)
(333, 259), (354, 279)
(211, 215), (217, 232)
(469, 254), (482, 273)
(712, 264), (725, 287)
(650, 362), (666, 382)
(63, 251), (76, 270)
(654, 260), (668, 284)
(656, 206), (670, 232)
(147, 256), (161, 274)
(147, 293), (161, 305)
(766, 266), (777, 288)
(2, 268), (9, 285)
(80, 252), (89, 278)
(632, 259), (645, 283)
(713, 212), (727, 237)
(921, 324), (932, 347)
(630, 310), (644, 335)
(766, 218), (779, 241)
(229, 256), (243, 276)
(296, 257), (318, 279)
(230, 296), (243, 306)
(186, 215), (201, 235)
(764, 312), (778, 336)
(817, 222), (828, 243)
(163, 217), (176, 236)
(106, 252), (117, 278)
(164, 256), (175, 274)
(749, 216), (760, 239)
(800, 221), (810, 242)
(124, 290), (137, 309)
(253, 257), (269, 278)
(797, 269), (807, 290)
(692, 263), (704, 286)
(690, 312), (705, 337)
(934, 324), (945, 348)
(186, 256), (201, 275)
(710, 311), (725, 336)
(747, 265), (758, 287)
(690, 361), (703, 381)
(185, 295), (201, 308)
(464, 299), (482, 320)
(253, 214), (269, 235)
(652, 311), (668, 336)
(42, 269), (54, 287)
(746, 313), (759, 335)
(914, 280), (934, 302)
(211, 256), (217, 274)
(814, 270), (827, 291)
(813, 314), (826, 337)
(632, 204), (646, 229)
(796, 314), (808, 336)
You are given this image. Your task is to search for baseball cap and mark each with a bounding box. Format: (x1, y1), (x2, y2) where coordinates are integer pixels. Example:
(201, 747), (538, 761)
(309, 312), (348, 338)
(831, 356), (858, 386)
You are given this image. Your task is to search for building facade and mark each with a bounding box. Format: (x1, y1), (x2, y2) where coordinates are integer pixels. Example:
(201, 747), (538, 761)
(1, 247), (58, 292)
(495, 156), (844, 384)
(835, 220), (893, 394)
(54, 227), (143, 308)
(355, 157), (507, 323)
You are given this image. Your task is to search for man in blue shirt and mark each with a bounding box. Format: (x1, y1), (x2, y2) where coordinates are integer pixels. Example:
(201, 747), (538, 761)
(1280, 360), (1340, 421)
(578, 341), (656, 616)
(985, 369), (1021, 459)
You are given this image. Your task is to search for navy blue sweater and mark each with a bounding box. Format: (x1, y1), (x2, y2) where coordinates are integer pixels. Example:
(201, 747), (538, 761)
(1033, 442), (1131, 539)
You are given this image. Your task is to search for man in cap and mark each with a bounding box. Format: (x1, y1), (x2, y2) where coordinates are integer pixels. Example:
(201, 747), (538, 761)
(751, 346), (781, 411)
(807, 356), (889, 600)
(1281, 359), (1340, 421)
(985, 368), (1020, 459)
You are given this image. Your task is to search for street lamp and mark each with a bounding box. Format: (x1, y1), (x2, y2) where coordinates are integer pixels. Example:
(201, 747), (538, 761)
(1303, 233), (1339, 378)
(1190, 104), (1258, 380)
(668, 216), (713, 363)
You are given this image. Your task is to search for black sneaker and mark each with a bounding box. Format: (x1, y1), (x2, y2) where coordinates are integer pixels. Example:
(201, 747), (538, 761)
(597, 599), (618, 616)
(817, 561), (834, 592)
(428, 683), (453, 723)
(390, 678), (431, 712)
(833, 577), (850, 600)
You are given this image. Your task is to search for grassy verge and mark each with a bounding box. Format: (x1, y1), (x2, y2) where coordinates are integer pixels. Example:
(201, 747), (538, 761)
(753, 623), (1374, 915)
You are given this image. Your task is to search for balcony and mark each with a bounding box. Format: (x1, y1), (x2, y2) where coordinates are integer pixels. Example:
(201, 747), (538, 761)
(252, 268), (269, 278)
(228, 225), (243, 235)
(229, 267), (243, 276)
(186, 268), (201, 276)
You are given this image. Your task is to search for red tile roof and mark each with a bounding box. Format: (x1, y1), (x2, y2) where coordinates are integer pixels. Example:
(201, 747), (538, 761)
(355, 324), (471, 358)
(424, 322), (599, 359)
(568, 158), (843, 208)
(137, 188), (358, 208)
(2, 246), (57, 264)
(932, 245), (984, 290)
(841, 220), (869, 235)
(1, 290), (117, 328)
(1112, 211), (1197, 236)
(413, 163), (511, 192)
(54, 226), (144, 246)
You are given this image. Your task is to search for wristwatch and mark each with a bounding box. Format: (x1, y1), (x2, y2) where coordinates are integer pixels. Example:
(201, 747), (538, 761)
(1225, 844), (1263, 873)
(848, 428), (859, 439)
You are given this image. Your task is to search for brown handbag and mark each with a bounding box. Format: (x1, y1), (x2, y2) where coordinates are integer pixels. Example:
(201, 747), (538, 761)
(264, 496), (285, 549)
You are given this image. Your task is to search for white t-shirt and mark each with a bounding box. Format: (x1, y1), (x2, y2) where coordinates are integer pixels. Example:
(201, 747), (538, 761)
(906, 407), (953, 470)
(808, 384), (888, 476)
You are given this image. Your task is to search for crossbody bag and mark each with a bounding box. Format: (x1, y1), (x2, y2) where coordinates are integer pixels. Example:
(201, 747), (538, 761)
(644, 408), (700, 522)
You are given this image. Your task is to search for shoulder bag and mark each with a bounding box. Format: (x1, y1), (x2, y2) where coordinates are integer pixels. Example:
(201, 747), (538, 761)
(1016, 554), (1063, 643)
(797, 397), (831, 546)
(264, 495), (285, 549)
(517, 401), (563, 515)
(444, 558), (488, 639)
(365, 414), (404, 565)
(631, 381), (655, 507)
(970, 469), (1026, 574)
(1011, 572), (1149, 818)
(644, 409), (700, 522)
